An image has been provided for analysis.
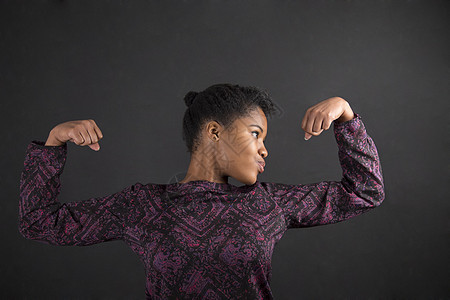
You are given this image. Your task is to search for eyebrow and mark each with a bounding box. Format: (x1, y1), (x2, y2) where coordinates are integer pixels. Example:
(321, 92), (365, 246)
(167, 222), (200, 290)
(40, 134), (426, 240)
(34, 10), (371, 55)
(249, 124), (264, 133)
(249, 124), (267, 141)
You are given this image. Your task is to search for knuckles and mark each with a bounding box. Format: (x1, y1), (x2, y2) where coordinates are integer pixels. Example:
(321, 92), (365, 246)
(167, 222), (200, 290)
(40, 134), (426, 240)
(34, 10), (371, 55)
(65, 119), (102, 145)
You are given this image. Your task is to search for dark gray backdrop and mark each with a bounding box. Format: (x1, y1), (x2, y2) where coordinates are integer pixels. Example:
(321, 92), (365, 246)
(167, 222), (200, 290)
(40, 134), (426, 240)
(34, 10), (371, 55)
(2, 1), (448, 299)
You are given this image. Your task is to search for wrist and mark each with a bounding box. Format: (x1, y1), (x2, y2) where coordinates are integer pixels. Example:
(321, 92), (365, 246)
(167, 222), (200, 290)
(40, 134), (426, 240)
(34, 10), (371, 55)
(336, 112), (355, 123)
(336, 101), (354, 123)
(45, 130), (65, 146)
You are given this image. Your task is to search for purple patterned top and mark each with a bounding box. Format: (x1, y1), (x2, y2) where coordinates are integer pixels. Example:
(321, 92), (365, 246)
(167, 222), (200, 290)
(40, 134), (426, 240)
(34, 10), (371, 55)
(18, 113), (384, 299)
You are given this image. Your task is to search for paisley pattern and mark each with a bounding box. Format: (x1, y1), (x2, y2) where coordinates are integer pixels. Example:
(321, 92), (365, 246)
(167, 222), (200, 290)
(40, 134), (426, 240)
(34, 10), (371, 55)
(18, 113), (384, 299)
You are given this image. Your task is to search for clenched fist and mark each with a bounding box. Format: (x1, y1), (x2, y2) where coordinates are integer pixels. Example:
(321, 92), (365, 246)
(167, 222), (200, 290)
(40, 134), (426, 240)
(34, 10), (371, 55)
(45, 119), (104, 151)
(301, 97), (355, 140)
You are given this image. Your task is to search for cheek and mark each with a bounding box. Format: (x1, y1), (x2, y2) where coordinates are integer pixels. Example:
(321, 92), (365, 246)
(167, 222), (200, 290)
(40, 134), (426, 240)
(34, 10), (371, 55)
(226, 138), (257, 166)
(241, 142), (258, 162)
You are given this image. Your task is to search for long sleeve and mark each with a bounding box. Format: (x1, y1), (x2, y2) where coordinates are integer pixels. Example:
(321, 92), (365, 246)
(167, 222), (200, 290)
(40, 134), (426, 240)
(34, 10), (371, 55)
(18, 140), (141, 246)
(260, 113), (385, 229)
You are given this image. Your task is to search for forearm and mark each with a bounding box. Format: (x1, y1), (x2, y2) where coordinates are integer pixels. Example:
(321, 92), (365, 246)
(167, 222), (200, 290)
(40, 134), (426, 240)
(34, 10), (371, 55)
(334, 115), (385, 206)
(18, 141), (129, 246)
(19, 141), (68, 243)
(19, 142), (66, 218)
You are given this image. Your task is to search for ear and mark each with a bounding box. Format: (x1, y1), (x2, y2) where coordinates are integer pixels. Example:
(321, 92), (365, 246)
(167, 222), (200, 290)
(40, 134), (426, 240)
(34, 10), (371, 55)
(205, 120), (222, 141)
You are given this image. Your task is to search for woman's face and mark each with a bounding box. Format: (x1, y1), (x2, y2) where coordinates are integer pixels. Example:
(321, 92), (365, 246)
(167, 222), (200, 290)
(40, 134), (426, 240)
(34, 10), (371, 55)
(217, 107), (268, 185)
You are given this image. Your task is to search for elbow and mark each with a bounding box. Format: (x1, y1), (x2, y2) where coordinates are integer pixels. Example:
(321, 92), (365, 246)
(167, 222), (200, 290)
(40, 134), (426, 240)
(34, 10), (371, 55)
(366, 177), (385, 207)
(372, 195), (384, 208)
(18, 218), (55, 245)
(18, 216), (42, 241)
(18, 218), (33, 240)
(18, 221), (31, 240)
(358, 186), (385, 208)
(377, 180), (386, 204)
(378, 190), (386, 205)
(371, 186), (385, 207)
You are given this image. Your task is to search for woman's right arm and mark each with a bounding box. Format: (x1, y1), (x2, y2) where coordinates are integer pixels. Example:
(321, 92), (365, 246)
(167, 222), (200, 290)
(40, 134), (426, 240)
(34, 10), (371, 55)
(18, 120), (141, 246)
(260, 113), (385, 229)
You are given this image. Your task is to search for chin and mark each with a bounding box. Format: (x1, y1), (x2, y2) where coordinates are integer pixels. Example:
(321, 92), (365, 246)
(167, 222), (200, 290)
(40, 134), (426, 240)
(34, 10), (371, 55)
(240, 176), (258, 186)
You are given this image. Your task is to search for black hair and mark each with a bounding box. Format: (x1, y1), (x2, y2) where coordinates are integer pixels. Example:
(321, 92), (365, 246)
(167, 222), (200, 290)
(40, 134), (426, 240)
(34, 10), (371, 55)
(182, 83), (279, 154)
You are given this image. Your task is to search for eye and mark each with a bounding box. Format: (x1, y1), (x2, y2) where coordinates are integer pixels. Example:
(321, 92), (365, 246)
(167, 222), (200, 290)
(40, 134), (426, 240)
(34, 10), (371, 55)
(252, 131), (259, 138)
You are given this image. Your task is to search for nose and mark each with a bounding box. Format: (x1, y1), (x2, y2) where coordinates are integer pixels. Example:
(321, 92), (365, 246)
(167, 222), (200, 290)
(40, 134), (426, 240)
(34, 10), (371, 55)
(259, 144), (268, 159)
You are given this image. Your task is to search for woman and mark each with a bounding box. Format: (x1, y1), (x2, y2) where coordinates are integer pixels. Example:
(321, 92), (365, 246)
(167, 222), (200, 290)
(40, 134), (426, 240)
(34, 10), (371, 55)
(19, 83), (385, 299)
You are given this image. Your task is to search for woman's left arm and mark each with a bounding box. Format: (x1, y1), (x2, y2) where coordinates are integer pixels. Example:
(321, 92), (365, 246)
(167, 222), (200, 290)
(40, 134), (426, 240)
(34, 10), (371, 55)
(260, 97), (385, 228)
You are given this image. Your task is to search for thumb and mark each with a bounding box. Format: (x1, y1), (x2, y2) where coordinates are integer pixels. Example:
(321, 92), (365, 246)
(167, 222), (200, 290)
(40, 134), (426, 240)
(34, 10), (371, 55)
(304, 132), (312, 141)
(89, 143), (100, 151)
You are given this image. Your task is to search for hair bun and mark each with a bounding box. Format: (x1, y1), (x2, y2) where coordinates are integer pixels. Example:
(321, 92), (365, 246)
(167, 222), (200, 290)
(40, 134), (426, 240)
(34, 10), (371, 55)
(184, 91), (198, 107)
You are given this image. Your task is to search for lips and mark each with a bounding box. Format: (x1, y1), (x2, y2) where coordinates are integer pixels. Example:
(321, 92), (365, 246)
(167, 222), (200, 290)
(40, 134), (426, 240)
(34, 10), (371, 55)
(257, 161), (265, 173)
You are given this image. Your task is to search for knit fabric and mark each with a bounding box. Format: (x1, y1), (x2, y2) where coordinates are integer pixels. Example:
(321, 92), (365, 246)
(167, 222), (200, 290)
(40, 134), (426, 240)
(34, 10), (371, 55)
(18, 113), (384, 299)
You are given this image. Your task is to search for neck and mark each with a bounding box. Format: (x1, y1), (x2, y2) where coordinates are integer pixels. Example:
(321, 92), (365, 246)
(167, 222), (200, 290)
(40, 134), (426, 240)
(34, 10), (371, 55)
(179, 152), (228, 184)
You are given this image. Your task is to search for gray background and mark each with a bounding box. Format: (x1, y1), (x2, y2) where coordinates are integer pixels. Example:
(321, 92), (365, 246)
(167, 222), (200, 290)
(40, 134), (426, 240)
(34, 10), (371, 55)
(2, 0), (449, 299)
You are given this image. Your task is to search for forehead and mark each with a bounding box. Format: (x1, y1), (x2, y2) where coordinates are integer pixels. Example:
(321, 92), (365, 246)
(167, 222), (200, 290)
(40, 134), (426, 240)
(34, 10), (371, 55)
(235, 107), (267, 129)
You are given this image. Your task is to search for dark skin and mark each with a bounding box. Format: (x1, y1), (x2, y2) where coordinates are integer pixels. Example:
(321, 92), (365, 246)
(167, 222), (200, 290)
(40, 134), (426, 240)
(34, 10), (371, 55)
(178, 96), (354, 185)
(179, 106), (270, 185)
(45, 97), (354, 186)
